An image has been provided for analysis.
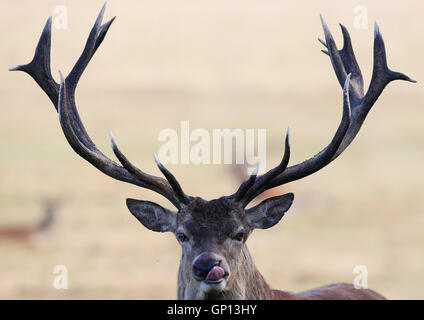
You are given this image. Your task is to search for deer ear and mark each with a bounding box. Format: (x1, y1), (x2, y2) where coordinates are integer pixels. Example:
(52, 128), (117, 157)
(126, 198), (177, 232)
(245, 193), (294, 229)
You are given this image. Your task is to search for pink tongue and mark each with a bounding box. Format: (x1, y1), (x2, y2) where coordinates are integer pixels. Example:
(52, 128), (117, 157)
(206, 266), (225, 281)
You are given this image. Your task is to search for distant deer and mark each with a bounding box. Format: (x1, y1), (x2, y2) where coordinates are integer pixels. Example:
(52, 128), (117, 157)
(10, 4), (415, 299)
(0, 201), (58, 247)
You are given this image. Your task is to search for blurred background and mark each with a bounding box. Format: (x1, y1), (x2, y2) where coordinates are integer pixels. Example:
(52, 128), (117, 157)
(0, 0), (422, 299)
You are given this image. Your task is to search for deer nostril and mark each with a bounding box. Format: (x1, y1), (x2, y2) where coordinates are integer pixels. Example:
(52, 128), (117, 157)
(192, 259), (220, 280)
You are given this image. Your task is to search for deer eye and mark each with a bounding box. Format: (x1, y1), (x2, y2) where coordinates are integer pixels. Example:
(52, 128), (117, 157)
(232, 232), (245, 242)
(176, 232), (188, 242)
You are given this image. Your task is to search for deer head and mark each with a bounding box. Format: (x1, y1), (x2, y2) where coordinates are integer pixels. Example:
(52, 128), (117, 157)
(10, 4), (415, 299)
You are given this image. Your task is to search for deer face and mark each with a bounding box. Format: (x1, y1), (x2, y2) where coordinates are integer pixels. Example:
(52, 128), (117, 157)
(126, 193), (294, 298)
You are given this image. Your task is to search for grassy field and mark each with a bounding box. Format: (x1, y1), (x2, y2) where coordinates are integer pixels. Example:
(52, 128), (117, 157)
(0, 0), (423, 299)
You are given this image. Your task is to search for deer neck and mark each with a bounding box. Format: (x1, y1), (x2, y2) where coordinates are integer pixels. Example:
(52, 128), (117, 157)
(177, 245), (274, 300)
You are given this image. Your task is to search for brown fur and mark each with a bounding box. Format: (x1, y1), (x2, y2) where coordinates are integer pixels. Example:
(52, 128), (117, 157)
(0, 202), (57, 247)
(170, 198), (385, 300)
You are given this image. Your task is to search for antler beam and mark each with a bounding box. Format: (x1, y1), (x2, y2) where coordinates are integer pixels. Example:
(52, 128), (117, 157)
(234, 16), (415, 206)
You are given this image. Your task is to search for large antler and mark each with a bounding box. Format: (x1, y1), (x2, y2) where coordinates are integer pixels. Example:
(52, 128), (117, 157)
(10, 4), (190, 209)
(233, 16), (416, 207)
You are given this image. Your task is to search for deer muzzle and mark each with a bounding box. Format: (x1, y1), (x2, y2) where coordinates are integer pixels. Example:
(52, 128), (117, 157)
(192, 252), (229, 293)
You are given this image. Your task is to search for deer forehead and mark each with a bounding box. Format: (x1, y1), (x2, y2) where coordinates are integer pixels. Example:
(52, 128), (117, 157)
(177, 198), (245, 237)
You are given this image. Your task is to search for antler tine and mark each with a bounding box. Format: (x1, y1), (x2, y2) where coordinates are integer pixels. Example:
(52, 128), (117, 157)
(362, 22), (417, 104)
(234, 128), (291, 207)
(319, 15), (348, 90)
(234, 162), (260, 202)
(11, 4), (189, 209)
(67, 3), (115, 87)
(338, 24), (364, 98)
(319, 16), (364, 104)
(9, 17), (59, 106)
(153, 153), (190, 204)
(63, 3), (116, 150)
(108, 131), (187, 208)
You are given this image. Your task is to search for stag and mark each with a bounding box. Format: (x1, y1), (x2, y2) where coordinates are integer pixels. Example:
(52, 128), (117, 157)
(10, 4), (415, 299)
